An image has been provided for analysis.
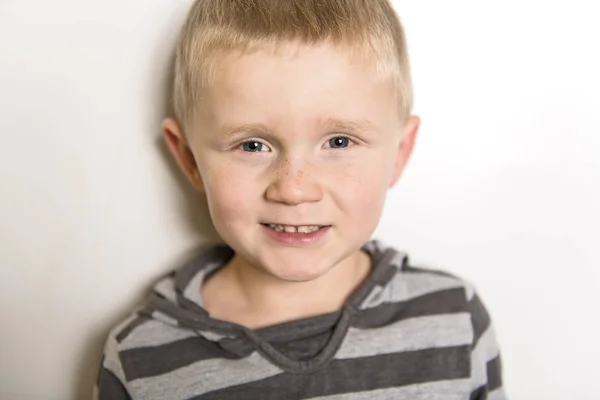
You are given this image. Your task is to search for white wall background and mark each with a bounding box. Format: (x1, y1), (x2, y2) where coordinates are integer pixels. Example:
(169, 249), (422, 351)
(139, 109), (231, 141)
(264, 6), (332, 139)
(1, 0), (598, 398)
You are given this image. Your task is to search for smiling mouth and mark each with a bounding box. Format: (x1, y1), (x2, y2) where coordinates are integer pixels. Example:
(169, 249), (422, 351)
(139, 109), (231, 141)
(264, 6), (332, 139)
(261, 223), (329, 233)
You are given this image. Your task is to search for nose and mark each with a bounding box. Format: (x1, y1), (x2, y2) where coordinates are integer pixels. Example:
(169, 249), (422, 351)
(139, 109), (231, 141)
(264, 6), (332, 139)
(265, 157), (323, 205)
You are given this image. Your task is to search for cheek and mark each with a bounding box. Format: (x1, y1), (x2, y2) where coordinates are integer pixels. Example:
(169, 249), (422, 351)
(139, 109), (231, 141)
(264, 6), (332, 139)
(332, 155), (392, 212)
(202, 166), (257, 227)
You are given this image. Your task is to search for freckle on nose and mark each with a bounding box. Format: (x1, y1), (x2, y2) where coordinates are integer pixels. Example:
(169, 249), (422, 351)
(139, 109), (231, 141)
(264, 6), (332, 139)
(296, 170), (304, 184)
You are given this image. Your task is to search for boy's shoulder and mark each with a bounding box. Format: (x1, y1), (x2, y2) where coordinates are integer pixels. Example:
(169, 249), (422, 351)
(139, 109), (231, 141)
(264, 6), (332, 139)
(359, 240), (479, 309)
(356, 241), (487, 331)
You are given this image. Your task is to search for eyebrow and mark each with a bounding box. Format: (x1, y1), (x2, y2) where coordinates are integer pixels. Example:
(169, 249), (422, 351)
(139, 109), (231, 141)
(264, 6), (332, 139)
(215, 118), (380, 139)
(217, 123), (272, 139)
(321, 118), (380, 134)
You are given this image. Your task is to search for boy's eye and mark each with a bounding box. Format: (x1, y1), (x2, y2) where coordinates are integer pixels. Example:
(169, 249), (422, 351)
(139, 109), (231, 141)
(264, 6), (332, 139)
(326, 136), (351, 149)
(240, 141), (269, 152)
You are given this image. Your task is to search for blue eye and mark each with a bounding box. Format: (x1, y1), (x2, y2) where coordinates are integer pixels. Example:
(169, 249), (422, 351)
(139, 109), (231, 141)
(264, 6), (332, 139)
(328, 137), (351, 149)
(241, 141), (267, 152)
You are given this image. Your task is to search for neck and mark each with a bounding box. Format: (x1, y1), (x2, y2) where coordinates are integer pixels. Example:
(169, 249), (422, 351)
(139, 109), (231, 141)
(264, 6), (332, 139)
(205, 250), (371, 329)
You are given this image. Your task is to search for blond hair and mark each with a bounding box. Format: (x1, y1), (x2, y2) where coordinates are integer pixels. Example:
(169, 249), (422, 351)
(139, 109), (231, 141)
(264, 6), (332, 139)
(172, 0), (413, 132)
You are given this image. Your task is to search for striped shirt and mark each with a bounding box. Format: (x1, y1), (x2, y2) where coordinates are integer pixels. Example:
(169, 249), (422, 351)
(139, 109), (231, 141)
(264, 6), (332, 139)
(95, 241), (506, 399)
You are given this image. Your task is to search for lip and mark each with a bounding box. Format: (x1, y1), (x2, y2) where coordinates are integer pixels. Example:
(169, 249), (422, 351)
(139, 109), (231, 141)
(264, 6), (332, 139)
(260, 223), (331, 247)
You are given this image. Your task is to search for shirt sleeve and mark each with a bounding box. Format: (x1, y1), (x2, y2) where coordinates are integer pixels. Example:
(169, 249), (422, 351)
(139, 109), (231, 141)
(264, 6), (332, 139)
(468, 290), (507, 400)
(94, 336), (132, 400)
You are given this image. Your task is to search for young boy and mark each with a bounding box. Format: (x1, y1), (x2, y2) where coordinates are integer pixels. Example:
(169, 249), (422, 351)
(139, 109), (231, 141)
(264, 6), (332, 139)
(96, 0), (505, 399)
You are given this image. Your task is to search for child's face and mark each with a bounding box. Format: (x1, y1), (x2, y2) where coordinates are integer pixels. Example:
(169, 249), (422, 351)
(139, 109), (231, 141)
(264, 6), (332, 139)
(165, 41), (419, 281)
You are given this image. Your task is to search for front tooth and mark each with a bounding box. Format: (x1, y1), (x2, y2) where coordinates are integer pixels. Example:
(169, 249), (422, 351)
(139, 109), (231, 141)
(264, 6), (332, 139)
(298, 225), (322, 233)
(284, 226), (297, 233)
(298, 226), (309, 233)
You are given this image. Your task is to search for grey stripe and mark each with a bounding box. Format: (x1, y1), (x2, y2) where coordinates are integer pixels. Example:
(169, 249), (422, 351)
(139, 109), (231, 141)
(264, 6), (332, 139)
(307, 378), (471, 399)
(486, 354), (503, 391)
(97, 365), (131, 400)
(121, 336), (244, 380)
(360, 271), (465, 310)
(118, 319), (198, 351)
(127, 351), (282, 400)
(337, 313), (473, 359)
(469, 293), (491, 345)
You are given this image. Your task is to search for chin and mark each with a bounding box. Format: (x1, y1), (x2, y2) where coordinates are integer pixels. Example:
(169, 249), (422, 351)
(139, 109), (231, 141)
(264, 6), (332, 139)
(264, 257), (333, 282)
(274, 270), (327, 283)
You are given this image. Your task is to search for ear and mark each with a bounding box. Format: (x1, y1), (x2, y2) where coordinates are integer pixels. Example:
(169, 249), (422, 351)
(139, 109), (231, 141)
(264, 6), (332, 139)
(162, 118), (204, 193)
(389, 115), (420, 187)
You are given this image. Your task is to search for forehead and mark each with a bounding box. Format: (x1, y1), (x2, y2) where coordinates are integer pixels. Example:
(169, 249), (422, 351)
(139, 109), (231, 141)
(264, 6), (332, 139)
(199, 41), (400, 132)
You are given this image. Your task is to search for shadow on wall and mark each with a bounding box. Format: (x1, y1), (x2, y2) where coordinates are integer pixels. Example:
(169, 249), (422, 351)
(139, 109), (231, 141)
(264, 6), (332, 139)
(73, 47), (221, 399)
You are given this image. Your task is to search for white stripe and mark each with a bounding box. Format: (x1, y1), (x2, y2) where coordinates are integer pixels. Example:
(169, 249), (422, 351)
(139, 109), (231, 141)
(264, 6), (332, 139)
(118, 319), (199, 351)
(103, 337), (128, 383)
(196, 329), (231, 342)
(464, 282), (475, 301)
(308, 378), (471, 399)
(154, 277), (177, 303)
(362, 239), (388, 256)
(360, 272), (466, 310)
(337, 313), (473, 359)
(387, 251), (406, 268)
(128, 352), (282, 400)
(109, 313), (139, 338)
(151, 310), (179, 326)
(489, 387), (507, 400)
(471, 325), (501, 389)
(183, 260), (222, 306)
